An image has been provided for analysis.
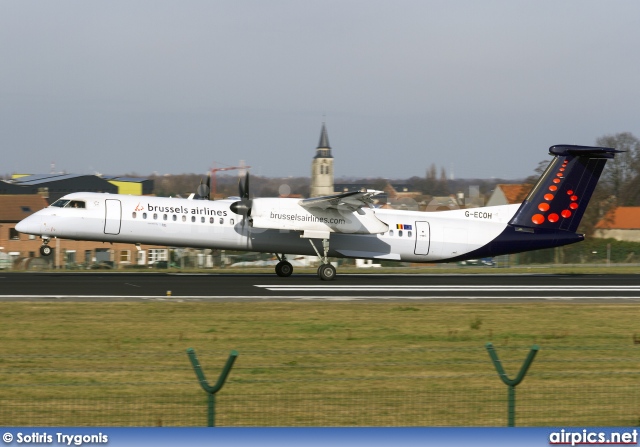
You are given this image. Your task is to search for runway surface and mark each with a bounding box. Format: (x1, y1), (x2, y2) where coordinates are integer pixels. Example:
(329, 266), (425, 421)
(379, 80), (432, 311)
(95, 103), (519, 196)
(1, 272), (640, 302)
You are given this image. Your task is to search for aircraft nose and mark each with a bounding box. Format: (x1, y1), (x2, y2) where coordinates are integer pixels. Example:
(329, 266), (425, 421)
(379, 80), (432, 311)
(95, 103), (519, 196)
(15, 214), (43, 235)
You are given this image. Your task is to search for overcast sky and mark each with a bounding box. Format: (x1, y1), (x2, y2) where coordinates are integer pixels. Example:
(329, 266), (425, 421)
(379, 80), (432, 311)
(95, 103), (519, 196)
(2, 1), (639, 181)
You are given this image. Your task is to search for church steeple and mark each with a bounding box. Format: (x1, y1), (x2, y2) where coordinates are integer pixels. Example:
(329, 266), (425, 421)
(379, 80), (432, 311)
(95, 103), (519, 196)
(310, 122), (335, 197)
(315, 123), (333, 159)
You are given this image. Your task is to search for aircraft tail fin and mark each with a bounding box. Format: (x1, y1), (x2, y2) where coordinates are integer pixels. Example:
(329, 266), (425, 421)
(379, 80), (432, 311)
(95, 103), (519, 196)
(508, 145), (620, 233)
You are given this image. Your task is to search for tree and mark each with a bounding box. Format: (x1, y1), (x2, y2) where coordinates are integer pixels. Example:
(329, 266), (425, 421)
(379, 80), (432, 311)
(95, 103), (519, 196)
(574, 132), (640, 235)
(423, 164), (448, 196)
(436, 167), (449, 196)
(596, 132), (640, 206)
(424, 163), (437, 194)
(524, 160), (551, 186)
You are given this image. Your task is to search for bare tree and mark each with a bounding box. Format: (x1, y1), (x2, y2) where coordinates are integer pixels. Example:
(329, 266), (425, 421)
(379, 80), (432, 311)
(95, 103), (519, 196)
(596, 132), (640, 206)
(524, 160), (551, 185)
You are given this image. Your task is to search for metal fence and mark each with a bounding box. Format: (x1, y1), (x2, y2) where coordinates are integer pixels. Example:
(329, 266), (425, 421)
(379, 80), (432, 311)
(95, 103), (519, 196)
(1, 346), (639, 427)
(1, 385), (639, 427)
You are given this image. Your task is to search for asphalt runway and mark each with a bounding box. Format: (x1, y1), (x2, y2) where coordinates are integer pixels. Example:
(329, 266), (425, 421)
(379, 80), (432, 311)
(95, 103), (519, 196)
(1, 272), (640, 302)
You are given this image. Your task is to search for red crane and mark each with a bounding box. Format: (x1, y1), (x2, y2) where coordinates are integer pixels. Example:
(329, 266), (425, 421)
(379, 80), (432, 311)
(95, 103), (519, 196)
(210, 163), (251, 199)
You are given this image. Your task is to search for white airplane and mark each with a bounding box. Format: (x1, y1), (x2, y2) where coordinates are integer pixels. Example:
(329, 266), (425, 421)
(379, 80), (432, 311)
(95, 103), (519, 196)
(16, 144), (618, 280)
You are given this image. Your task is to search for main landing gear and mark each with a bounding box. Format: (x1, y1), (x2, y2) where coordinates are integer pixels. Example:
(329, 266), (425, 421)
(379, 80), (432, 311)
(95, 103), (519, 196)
(39, 238), (52, 256)
(317, 263), (336, 281)
(273, 237), (337, 281)
(309, 238), (336, 281)
(274, 254), (293, 277)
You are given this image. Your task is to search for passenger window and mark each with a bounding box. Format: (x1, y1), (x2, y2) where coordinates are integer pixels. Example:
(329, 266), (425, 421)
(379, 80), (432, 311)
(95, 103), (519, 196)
(191, 216), (196, 223)
(143, 213), (147, 219)
(399, 230), (403, 237)
(210, 217), (214, 224)
(163, 214), (167, 221)
(219, 218), (224, 224)
(153, 213), (158, 220)
(132, 212), (137, 219)
(173, 215), (177, 221)
(230, 219), (234, 225)
(182, 215), (186, 222)
(201, 217), (205, 223)
(389, 230), (394, 236)
(408, 231), (412, 237)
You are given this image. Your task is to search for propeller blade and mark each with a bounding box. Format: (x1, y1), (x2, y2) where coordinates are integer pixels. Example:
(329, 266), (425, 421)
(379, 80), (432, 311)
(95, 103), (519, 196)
(232, 173), (252, 230)
(238, 177), (245, 199)
(196, 182), (209, 199)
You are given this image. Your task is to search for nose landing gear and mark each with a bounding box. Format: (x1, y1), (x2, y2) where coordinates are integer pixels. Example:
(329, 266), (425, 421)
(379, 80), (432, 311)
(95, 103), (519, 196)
(39, 238), (52, 256)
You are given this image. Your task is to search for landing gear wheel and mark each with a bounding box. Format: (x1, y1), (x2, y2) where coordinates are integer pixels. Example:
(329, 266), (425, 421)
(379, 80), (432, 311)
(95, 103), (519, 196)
(40, 245), (52, 256)
(317, 263), (336, 281)
(275, 261), (293, 277)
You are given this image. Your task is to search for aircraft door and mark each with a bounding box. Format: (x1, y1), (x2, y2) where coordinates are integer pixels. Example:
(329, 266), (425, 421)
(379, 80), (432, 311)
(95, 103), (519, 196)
(414, 221), (430, 255)
(104, 199), (122, 235)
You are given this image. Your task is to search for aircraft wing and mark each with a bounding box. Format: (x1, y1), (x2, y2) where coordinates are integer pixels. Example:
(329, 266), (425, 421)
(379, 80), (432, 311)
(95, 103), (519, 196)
(299, 190), (382, 212)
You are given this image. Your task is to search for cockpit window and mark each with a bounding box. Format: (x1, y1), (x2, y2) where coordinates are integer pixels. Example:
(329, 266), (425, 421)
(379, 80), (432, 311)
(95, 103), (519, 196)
(51, 199), (70, 208)
(50, 199), (86, 208)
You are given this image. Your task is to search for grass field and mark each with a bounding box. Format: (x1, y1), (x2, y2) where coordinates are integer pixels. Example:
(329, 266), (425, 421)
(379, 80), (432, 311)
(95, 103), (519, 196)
(1, 298), (640, 426)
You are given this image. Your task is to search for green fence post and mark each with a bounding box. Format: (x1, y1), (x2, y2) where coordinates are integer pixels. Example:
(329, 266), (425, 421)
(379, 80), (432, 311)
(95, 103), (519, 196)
(485, 342), (538, 427)
(187, 348), (238, 427)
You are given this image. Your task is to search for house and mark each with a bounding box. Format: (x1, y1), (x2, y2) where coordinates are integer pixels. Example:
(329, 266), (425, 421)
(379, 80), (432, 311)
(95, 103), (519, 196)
(593, 207), (640, 242)
(485, 184), (532, 207)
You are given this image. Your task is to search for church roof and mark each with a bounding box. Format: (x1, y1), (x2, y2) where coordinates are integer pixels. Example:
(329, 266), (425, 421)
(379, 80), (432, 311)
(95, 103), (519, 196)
(318, 123), (331, 149)
(314, 123), (333, 159)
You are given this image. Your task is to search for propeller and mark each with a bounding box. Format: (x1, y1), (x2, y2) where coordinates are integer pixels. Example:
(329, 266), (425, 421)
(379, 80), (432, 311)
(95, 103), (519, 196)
(196, 172), (211, 200)
(230, 173), (252, 227)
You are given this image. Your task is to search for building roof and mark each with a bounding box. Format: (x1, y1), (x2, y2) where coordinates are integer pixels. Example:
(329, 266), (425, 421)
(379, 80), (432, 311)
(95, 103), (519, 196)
(317, 122), (331, 149)
(595, 207), (640, 230)
(0, 195), (49, 222)
(314, 123), (333, 159)
(334, 182), (380, 192)
(497, 183), (532, 204)
(9, 173), (86, 185)
(3, 173), (118, 200)
(102, 176), (149, 183)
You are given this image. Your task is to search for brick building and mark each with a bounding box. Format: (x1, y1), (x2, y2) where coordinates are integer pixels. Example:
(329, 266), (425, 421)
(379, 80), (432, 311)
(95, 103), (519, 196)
(0, 195), (170, 270)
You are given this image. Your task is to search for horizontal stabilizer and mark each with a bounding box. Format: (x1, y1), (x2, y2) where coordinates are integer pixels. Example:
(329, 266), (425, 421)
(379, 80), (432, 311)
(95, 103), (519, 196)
(549, 145), (623, 158)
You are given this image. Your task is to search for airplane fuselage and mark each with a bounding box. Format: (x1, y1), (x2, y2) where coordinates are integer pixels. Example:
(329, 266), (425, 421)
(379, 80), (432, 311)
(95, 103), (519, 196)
(15, 145), (620, 279)
(17, 192), (521, 263)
